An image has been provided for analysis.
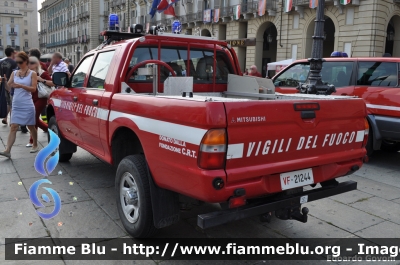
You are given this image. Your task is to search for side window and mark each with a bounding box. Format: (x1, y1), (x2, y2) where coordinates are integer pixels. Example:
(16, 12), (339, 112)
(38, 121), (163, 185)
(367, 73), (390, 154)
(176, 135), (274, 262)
(357, 62), (398, 87)
(321, 61), (353, 88)
(274, 63), (310, 87)
(71, 55), (93, 88)
(88, 51), (115, 89)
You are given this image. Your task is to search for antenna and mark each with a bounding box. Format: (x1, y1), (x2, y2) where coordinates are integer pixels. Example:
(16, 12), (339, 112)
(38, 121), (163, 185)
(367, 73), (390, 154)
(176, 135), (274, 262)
(351, 29), (361, 57)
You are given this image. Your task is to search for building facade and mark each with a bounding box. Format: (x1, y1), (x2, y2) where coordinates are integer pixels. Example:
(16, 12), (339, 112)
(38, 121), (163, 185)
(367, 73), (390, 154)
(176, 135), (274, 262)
(0, 0), (39, 58)
(39, 0), (400, 75)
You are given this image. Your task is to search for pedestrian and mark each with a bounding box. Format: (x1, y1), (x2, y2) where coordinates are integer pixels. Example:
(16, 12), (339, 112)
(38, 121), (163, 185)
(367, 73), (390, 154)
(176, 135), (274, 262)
(48, 52), (70, 76)
(248, 65), (262, 77)
(26, 56), (53, 147)
(244, 68), (249, 75)
(0, 47), (17, 125)
(0, 52), (39, 158)
(64, 58), (74, 73)
(29, 48), (48, 71)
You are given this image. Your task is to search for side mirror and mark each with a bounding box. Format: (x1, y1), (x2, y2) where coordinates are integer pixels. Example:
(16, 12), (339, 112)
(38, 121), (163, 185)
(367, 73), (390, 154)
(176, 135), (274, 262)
(52, 72), (69, 86)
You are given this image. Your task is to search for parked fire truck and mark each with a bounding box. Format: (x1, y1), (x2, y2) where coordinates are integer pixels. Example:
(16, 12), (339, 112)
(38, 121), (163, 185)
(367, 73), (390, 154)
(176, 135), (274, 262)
(49, 28), (368, 238)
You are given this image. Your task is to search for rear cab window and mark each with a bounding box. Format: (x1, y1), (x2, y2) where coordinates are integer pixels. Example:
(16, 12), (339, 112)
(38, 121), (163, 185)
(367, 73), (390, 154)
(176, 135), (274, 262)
(126, 43), (235, 92)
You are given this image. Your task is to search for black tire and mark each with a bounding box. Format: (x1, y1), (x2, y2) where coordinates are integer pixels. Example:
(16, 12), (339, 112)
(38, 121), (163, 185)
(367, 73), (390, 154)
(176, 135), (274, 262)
(48, 116), (73, 162)
(366, 127), (374, 157)
(380, 140), (400, 153)
(116, 155), (157, 238)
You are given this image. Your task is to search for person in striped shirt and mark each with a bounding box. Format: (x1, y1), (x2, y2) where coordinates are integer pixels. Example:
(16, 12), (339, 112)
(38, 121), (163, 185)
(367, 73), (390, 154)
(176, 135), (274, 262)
(47, 52), (71, 77)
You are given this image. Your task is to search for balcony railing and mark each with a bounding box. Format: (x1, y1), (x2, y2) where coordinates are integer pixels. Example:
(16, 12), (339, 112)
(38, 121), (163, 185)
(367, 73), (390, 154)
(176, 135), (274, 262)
(46, 40), (67, 48)
(8, 32), (18, 36)
(23, 46), (29, 52)
(67, 38), (75, 44)
(82, 11), (89, 18)
(39, 43), (47, 48)
(294, 0), (333, 6)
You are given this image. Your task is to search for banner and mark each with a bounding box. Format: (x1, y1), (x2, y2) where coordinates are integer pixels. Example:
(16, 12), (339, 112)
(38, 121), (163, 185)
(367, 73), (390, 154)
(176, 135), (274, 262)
(340, 0), (351, 4)
(258, 0), (266, 16)
(233, 5), (241, 20)
(284, 0), (292, 12)
(309, 0), (318, 8)
(203, 9), (212, 23)
(213, 8), (220, 23)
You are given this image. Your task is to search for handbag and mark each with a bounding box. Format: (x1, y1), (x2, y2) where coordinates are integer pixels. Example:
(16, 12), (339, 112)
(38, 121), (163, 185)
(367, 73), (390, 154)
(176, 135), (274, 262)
(0, 81), (7, 118)
(37, 82), (55, 98)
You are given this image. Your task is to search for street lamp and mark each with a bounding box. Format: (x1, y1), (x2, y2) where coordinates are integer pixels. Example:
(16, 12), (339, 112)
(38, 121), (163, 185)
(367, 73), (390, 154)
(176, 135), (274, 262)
(298, 0), (335, 95)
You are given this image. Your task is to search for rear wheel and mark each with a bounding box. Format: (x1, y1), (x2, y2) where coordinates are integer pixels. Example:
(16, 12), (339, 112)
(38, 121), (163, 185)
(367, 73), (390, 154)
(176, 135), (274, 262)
(48, 116), (73, 162)
(116, 155), (157, 238)
(381, 140), (400, 153)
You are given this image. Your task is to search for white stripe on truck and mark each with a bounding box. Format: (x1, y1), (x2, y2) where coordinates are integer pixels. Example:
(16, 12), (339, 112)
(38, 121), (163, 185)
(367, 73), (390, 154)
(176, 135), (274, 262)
(109, 111), (207, 145)
(366, 104), (400, 112)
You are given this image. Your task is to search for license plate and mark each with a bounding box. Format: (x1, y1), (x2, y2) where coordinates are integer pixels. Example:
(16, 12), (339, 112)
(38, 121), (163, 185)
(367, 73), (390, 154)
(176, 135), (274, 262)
(280, 168), (314, 190)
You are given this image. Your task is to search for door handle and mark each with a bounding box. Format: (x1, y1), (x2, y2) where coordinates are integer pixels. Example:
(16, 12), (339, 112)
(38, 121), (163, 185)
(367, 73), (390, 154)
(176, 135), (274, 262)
(73, 96), (78, 102)
(92, 99), (98, 106)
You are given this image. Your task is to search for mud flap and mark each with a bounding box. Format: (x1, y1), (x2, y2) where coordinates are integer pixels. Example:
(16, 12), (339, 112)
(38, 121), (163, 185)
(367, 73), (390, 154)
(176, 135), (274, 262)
(147, 168), (180, 229)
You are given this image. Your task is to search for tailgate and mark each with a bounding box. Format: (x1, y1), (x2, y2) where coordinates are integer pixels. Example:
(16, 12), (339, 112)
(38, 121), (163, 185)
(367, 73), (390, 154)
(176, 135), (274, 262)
(224, 98), (367, 183)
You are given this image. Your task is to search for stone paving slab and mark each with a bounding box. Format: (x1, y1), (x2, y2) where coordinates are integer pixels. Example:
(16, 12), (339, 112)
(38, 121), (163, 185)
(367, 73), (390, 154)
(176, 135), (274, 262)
(86, 187), (119, 220)
(350, 196), (400, 225)
(354, 220), (400, 238)
(21, 175), (92, 207)
(306, 199), (384, 233)
(42, 200), (127, 239)
(0, 159), (16, 174)
(0, 173), (29, 203)
(0, 199), (49, 245)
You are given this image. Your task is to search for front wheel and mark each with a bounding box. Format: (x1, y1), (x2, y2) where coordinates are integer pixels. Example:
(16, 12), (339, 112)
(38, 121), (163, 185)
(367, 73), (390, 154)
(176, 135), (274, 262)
(380, 140), (400, 153)
(48, 116), (73, 162)
(116, 155), (157, 238)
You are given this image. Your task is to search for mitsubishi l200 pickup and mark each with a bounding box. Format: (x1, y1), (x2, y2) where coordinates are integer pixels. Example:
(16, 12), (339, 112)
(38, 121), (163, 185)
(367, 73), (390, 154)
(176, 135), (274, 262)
(49, 29), (368, 238)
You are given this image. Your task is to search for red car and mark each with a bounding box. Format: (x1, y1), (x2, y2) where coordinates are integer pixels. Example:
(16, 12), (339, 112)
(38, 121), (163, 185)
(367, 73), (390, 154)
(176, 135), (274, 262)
(273, 57), (400, 155)
(49, 30), (368, 238)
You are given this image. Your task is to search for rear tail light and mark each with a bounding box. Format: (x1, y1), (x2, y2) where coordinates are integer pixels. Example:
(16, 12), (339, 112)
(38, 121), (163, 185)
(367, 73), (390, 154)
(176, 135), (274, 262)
(362, 118), (370, 148)
(198, 129), (227, 170)
(294, 103), (320, 111)
(229, 196), (246, 208)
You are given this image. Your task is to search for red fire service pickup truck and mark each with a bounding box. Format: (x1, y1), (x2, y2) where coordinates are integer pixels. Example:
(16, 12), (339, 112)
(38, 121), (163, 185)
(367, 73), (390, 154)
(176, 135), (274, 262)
(49, 27), (368, 238)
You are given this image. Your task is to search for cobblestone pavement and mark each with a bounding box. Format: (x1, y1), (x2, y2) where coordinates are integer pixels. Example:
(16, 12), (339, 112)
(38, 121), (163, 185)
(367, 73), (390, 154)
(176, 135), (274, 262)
(1, 124), (400, 265)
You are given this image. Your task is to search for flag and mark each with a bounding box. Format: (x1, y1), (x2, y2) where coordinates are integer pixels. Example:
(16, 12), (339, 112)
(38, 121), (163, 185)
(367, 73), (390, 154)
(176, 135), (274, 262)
(164, 5), (175, 16)
(284, 0), (292, 12)
(258, 0), (266, 16)
(340, 0), (351, 4)
(157, 0), (169, 11)
(233, 5), (241, 20)
(214, 8), (220, 23)
(203, 9), (212, 23)
(150, 0), (160, 17)
(309, 0), (318, 8)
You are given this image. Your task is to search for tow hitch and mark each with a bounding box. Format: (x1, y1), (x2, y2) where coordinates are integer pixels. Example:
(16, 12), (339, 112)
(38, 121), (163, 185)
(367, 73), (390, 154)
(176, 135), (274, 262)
(197, 180), (357, 229)
(275, 206), (309, 223)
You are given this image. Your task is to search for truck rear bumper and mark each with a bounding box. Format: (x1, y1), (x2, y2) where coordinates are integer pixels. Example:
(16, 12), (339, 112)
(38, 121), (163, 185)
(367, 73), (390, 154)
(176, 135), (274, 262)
(197, 180), (357, 229)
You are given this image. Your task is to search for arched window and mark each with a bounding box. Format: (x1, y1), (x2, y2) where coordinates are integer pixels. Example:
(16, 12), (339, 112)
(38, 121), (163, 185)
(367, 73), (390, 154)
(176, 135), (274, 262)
(24, 3), (27, 8)
(4, 2), (8, 6)
(11, 2), (14, 7)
